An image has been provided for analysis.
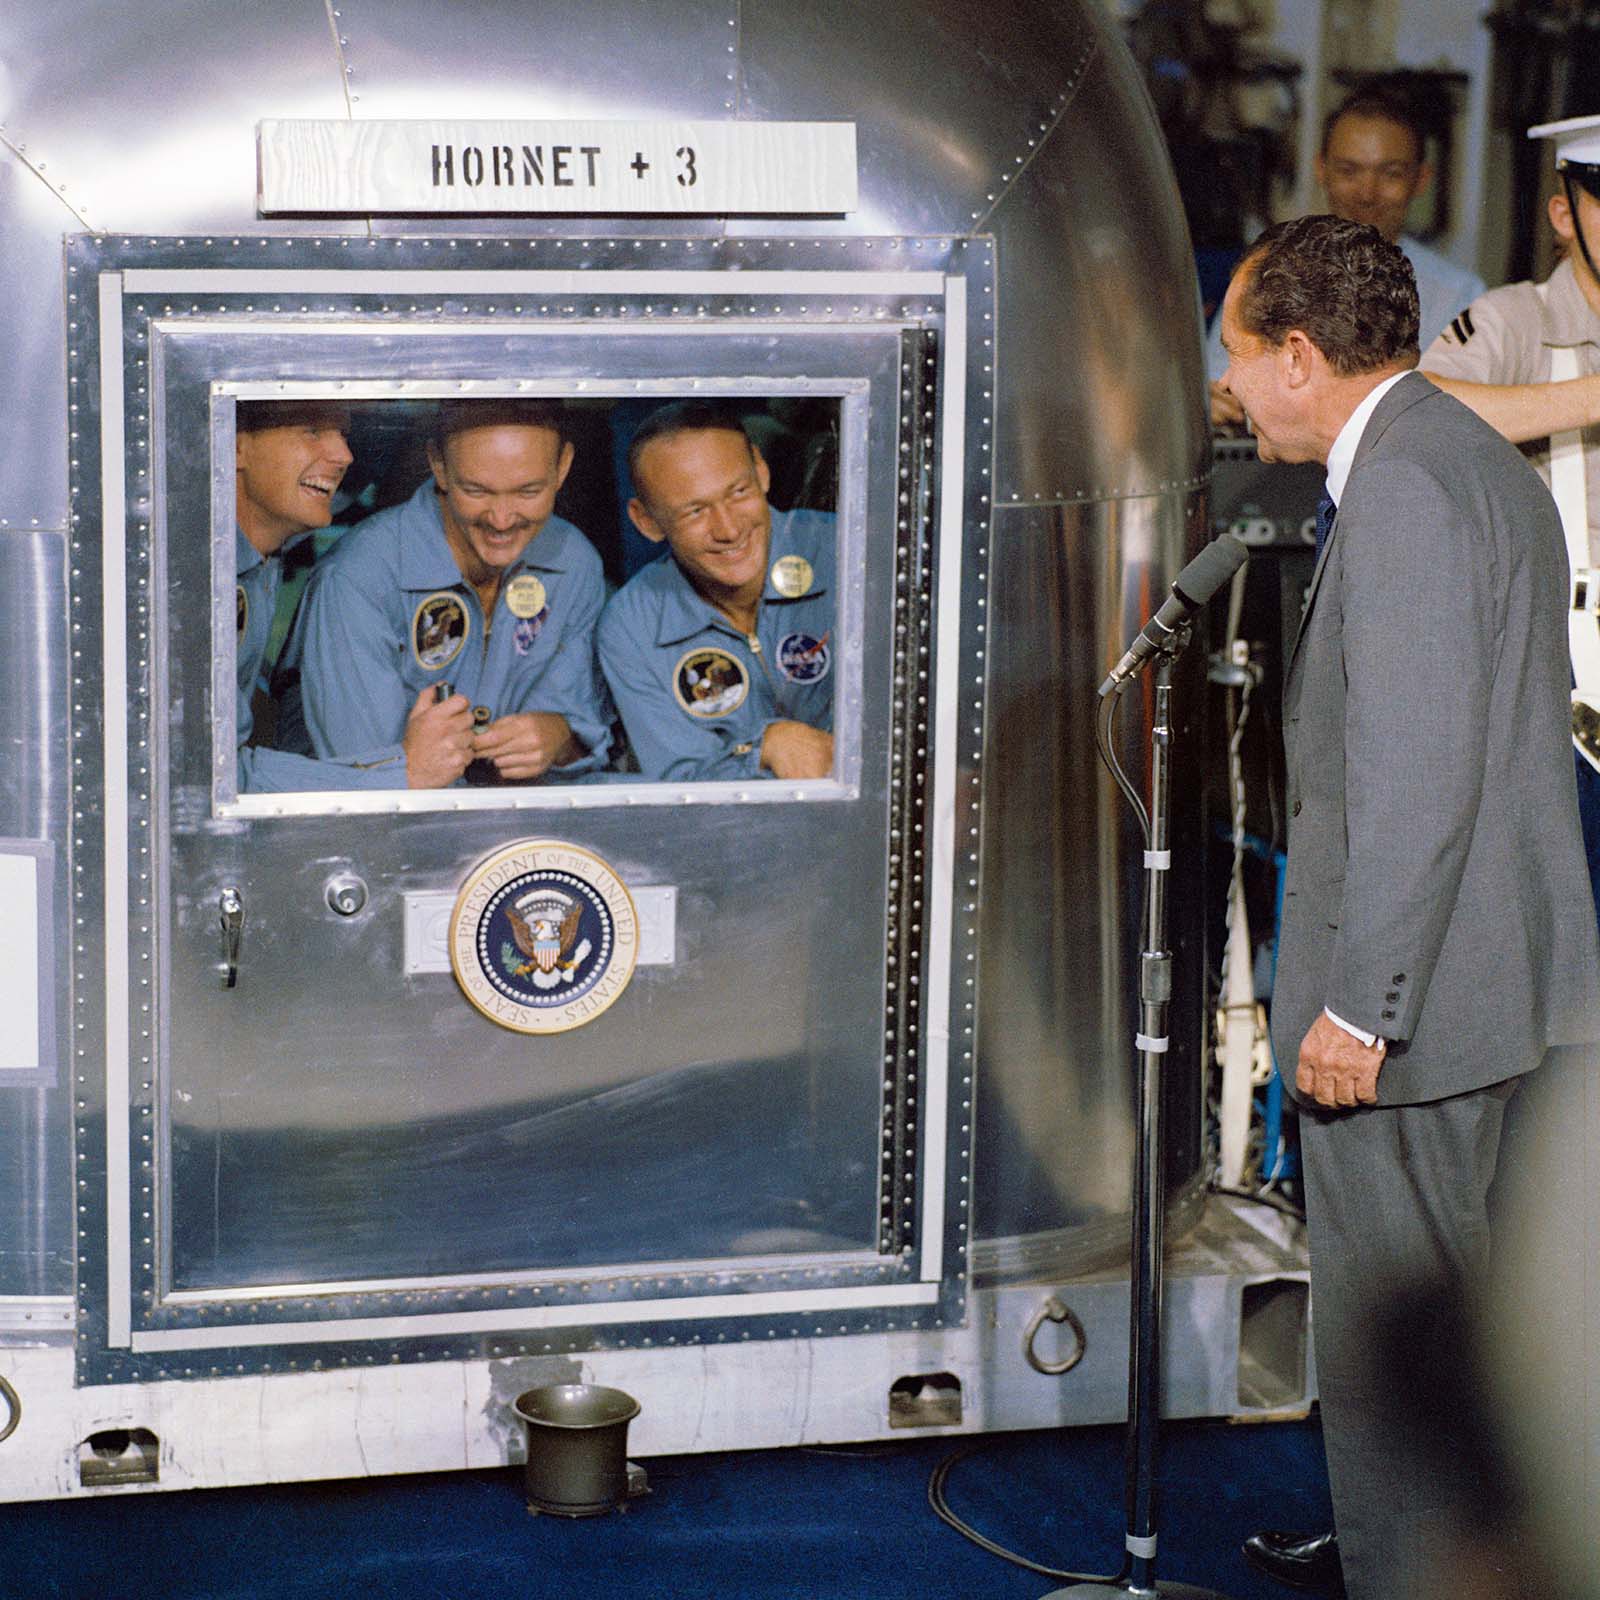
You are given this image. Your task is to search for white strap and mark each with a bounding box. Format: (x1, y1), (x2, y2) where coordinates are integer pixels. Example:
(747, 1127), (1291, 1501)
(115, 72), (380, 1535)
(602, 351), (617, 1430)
(1536, 281), (1589, 570)
(1549, 339), (1589, 574)
(1539, 284), (1600, 766)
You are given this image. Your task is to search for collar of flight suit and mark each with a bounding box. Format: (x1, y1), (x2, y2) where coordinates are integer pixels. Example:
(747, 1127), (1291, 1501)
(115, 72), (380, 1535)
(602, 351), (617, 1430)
(235, 524), (312, 577)
(652, 507), (830, 648)
(235, 526), (264, 579)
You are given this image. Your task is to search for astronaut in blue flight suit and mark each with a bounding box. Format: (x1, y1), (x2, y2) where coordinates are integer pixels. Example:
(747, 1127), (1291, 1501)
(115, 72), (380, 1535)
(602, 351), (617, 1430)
(294, 399), (612, 788)
(597, 401), (836, 783)
(234, 400), (420, 793)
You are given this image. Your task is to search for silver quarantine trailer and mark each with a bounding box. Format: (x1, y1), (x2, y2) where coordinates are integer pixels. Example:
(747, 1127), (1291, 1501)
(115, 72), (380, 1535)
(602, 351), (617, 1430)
(0, 0), (1303, 1500)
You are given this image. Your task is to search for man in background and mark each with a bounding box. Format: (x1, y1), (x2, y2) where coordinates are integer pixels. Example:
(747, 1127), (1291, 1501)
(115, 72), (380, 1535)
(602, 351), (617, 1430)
(1207, 82), (1483, 430)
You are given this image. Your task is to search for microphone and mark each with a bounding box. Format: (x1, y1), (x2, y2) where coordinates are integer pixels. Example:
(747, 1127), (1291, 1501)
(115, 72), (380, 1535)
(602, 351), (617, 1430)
(1098, 535), (1249, 697)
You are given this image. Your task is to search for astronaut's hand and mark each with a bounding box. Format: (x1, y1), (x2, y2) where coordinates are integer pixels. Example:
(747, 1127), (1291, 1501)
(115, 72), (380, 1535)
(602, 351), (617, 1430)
(475, 712), (580, 781)
(403, 687), (474, 789)
(1209, 378), (1247, 431)
(760, 720), (834, 779)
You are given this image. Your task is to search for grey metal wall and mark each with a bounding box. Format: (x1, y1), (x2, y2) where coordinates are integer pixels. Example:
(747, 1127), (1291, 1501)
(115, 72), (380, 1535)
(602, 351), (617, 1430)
(0, 0), (1208, 1298)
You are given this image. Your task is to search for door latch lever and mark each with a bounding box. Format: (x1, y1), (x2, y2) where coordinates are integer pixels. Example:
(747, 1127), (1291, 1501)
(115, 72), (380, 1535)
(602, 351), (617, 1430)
(218, 886), (244, 989)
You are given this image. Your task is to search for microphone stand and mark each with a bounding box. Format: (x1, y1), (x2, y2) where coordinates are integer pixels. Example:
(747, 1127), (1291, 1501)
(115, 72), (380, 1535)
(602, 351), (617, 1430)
(1043, 639), (1237, 1600)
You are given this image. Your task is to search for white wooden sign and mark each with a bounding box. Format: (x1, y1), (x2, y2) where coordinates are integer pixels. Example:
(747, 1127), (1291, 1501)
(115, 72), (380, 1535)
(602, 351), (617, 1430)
(258, 119), (857, 215)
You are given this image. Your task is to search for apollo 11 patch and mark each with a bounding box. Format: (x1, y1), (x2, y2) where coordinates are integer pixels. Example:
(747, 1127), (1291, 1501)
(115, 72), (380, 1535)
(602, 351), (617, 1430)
(413, 590), (470, 671)
(449, 840), (638, 1034)
(672, 647), (749, 718)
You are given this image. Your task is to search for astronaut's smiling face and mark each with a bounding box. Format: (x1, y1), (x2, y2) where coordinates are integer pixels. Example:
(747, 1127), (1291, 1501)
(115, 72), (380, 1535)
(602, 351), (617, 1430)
(627, 428), (774, 616)
(235, 414), (353, 555)
(1316, 111), (1427, 245)
(429, 424), (574, 587)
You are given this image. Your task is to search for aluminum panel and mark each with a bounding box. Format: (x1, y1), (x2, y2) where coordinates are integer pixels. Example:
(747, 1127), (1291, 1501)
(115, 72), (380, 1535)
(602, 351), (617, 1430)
(0, 4), (351, 233)
(985, 36), (1210, 507)
(972, 497), (1207, 1264)
(0, 195), (70, 530)
(0, 531), (73, 1294)
(0, 532), (67, 840)
(339, 0), (739, 122)
(736, 0), (1099, 238)
(162, 820), (893, 1290)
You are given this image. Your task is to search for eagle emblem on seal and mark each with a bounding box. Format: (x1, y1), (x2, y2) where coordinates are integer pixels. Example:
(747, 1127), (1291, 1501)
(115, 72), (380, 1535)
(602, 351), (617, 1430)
(450, 840), (637, 1034)
(502, 888), (591, 989)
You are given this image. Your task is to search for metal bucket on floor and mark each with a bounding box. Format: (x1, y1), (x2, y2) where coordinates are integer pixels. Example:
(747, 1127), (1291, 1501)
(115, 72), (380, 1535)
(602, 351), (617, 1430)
(512, 1383), (641, 1517)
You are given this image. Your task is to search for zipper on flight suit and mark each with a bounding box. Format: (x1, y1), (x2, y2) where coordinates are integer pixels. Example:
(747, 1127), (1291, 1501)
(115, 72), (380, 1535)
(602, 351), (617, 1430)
(746, 627), (793, 720)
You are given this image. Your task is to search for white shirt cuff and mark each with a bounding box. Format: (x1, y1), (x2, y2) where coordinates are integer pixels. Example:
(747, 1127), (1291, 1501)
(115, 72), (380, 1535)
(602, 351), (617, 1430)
(1324, 1007), (1379, 1048)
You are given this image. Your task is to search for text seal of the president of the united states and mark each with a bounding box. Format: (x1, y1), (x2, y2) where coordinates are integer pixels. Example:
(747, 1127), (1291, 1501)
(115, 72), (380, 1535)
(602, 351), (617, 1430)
(449, 840), (638, 1034)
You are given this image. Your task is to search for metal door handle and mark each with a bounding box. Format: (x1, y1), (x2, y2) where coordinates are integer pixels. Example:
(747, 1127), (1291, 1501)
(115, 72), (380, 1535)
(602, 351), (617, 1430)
(218, 886), (244, 989)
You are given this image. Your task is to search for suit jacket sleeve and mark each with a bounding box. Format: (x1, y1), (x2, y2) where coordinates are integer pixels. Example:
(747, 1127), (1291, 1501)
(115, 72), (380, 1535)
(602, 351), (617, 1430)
(1326, 456), (1498, 1040)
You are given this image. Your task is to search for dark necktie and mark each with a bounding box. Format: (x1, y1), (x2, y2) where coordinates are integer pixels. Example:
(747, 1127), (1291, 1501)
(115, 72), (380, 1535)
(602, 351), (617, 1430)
(1314, 493), (1336, 563)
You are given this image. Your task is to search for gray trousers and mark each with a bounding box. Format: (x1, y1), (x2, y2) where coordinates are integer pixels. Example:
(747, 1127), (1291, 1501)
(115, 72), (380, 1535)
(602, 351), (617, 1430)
(1299, 1076), (1520, 1600)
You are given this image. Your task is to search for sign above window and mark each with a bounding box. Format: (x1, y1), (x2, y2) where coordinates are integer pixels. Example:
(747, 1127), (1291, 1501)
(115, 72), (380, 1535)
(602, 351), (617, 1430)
(257, 118), (857, 216)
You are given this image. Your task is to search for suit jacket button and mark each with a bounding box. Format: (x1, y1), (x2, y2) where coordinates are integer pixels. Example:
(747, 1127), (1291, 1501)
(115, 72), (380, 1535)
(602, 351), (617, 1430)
(1385, 990), (1399, 1002)
(1292, 799), (1302, 816)
(1382, 1009), (1396, 1020)
(1392, 974), (1406, 984)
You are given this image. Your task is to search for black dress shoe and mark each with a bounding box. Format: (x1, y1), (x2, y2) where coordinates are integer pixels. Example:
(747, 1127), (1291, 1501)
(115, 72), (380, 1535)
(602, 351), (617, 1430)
(1240, 1529), (1345, 1595)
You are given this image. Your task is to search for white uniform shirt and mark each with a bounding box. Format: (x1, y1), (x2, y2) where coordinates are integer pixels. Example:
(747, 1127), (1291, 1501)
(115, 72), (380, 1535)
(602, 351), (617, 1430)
(1421, 257), (1600, 559)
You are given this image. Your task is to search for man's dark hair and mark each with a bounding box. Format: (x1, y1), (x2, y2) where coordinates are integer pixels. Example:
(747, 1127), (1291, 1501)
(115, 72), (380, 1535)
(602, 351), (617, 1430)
(432, 398), (567, 453)
(1321, 80), (1430, 167)
(1236, 214), (1420, 376)
(626, 400), (753, 489)
(237, 398), (351, 434)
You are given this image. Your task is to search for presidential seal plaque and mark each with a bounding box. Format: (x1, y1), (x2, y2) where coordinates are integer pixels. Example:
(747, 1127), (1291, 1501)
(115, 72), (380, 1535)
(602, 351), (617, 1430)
(449, 841), (638, 1034)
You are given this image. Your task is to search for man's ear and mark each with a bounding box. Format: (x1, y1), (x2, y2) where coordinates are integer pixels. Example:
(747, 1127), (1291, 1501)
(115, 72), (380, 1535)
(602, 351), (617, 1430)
(426, 443), (448, 494)
(751, 444), (772, 498)
(1281, 328), (1319, 389)
(627, 497), (667, 543)
(554, 439), (575, 493)
(1550, 190), (1575, 243)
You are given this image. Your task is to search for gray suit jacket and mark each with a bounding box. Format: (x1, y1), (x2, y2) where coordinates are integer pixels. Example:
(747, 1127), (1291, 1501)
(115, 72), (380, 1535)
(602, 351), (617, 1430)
(1273, 371), (1600, 1107)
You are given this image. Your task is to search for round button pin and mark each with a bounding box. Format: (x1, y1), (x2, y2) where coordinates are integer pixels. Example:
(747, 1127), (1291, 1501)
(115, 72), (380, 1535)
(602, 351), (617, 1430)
(770, 554), (813, 598)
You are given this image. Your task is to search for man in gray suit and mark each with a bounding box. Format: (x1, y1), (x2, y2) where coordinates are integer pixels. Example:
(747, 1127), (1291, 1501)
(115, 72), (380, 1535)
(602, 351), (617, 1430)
(1216, 213), (1600, 1600)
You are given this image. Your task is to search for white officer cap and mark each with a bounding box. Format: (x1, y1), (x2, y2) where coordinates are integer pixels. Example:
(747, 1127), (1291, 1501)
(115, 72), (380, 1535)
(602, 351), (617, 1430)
(1529, 114), (1600, 186)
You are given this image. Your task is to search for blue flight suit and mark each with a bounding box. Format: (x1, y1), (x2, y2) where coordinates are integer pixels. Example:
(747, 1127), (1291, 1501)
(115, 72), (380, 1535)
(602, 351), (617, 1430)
(294, 482), (612, 776)
(596, 507), (835, 781)
(235, 531), (404, 793)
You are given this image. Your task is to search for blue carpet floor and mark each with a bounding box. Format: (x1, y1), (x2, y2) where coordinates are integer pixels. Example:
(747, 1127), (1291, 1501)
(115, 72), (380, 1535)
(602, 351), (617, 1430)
(0, 1418), (1334, 1599)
